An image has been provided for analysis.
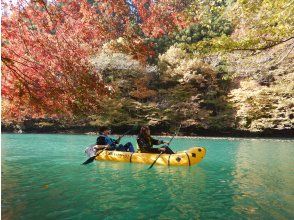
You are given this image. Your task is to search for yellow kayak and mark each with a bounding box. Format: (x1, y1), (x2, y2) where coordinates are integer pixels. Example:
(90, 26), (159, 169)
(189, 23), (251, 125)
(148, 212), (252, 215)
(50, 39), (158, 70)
(95, 147), (206, 166)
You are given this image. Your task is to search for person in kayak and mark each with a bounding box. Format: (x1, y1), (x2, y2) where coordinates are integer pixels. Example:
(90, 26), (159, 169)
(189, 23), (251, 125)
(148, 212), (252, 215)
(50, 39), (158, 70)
(137, 126), (174, 154)
(96, 126), (135, 152)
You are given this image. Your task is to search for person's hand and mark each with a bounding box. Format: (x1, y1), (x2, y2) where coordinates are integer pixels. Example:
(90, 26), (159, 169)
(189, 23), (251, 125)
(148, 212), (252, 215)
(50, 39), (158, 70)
(104, 144), (111, 150)
(95, 145), (109, 150)
(159, 148), (166, 152)
(94, 145), (102, 150)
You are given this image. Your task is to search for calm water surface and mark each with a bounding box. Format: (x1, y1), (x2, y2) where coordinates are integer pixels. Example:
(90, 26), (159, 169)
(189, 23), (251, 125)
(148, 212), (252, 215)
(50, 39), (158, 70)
(1, 134), (294, 219)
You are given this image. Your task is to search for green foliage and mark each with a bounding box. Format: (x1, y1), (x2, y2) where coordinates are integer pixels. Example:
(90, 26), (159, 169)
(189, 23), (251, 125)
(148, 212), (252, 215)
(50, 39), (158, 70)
(146, 19), (233, 61)
(184, 0), (294, 53)
(145, 0), (233, 63)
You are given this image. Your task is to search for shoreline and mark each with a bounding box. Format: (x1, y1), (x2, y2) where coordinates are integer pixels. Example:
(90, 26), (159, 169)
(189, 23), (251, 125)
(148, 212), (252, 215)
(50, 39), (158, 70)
(2, 128), (293, 138)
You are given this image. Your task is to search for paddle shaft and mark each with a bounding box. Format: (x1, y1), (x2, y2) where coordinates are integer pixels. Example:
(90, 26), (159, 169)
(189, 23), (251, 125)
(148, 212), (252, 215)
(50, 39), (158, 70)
(148, 125), (181, 169)
(166, 124), (182, 146)
(115, 125), (138, 143)
(148, 152), (163, 169)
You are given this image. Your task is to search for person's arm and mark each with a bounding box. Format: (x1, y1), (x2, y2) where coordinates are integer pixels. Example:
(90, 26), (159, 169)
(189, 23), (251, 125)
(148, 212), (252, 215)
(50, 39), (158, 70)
(104, 137), (117, 150)
(151, 137), (165, 145)
(137, 137), (146, 148)
(110, 137), (120, 144)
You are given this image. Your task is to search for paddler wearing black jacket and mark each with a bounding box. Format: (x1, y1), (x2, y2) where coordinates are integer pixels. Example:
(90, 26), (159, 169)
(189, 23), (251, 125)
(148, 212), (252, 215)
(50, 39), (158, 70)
(137, 126), (174, 154)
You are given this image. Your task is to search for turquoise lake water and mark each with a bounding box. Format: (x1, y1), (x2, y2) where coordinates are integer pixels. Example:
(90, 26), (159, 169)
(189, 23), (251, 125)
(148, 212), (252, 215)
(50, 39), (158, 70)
(1, 134), (294, 219)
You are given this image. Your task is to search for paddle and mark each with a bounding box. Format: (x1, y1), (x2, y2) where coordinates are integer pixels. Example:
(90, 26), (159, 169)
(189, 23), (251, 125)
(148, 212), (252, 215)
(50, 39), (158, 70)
(165, 124), (182, 147)
(82, 147), (106, 165)
(81, 125), (137, 165)
(148, 125), (181, 169)
(148, 152), (163, 169)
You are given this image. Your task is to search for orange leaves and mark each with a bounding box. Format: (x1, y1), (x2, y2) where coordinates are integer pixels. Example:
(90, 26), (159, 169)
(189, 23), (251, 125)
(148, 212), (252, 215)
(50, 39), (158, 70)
(133, 0), (189, 38)
(130, 77), (157, 101)
(130, 88), (157, 100)
(1, 0), (190, 120)
(1, 0), (115, 120)
(102, 36), (155, 63)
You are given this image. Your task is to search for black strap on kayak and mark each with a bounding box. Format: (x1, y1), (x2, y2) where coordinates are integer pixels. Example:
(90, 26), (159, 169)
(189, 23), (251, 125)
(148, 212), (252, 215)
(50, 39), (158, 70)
(185, 152), (191, 166)
(130, 153), (134, 163)
(168, 154), (171, 166)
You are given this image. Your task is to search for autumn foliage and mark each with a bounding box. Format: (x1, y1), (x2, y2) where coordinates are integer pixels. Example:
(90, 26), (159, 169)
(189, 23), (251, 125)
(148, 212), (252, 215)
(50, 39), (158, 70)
(132, 0), (189, 37)
(1, 0), (189, 120)
(2, 0), (292, 133)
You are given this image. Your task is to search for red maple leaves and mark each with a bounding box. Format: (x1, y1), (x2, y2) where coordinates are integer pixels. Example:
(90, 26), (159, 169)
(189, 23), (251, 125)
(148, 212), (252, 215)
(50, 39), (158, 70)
(1, 0), (189, 120)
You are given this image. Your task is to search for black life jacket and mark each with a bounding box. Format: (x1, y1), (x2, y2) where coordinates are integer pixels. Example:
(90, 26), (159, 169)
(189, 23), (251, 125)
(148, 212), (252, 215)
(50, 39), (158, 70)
(96, 135), (106, 145)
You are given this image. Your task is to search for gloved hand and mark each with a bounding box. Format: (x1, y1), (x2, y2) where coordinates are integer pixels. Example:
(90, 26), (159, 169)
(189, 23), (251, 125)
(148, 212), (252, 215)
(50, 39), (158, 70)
(105, 144), (111, 150)
(94, 144), (110, 150)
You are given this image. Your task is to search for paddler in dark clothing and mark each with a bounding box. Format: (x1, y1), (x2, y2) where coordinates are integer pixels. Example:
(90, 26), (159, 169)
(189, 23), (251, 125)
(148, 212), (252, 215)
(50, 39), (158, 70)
(96, 126), (135, 152)
(137, 126), (174, 154)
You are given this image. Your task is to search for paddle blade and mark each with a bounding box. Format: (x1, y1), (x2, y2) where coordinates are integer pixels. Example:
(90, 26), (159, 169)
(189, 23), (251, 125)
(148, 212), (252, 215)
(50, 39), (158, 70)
(82, 155), (96, 165)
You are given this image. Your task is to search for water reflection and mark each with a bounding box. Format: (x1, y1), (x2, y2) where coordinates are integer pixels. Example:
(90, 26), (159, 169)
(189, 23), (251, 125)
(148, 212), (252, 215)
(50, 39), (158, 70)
(92, 160), (208, 219)
(232, 139), (294, 219)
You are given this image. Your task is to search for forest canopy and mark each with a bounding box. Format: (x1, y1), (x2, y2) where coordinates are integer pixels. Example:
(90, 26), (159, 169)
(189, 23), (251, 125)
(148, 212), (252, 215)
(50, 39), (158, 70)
(2, 0), (293, 132)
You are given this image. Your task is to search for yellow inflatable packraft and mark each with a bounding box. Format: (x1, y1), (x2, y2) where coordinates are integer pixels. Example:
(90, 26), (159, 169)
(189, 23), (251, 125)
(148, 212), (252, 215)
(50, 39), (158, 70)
(95, 147), (206, 166)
